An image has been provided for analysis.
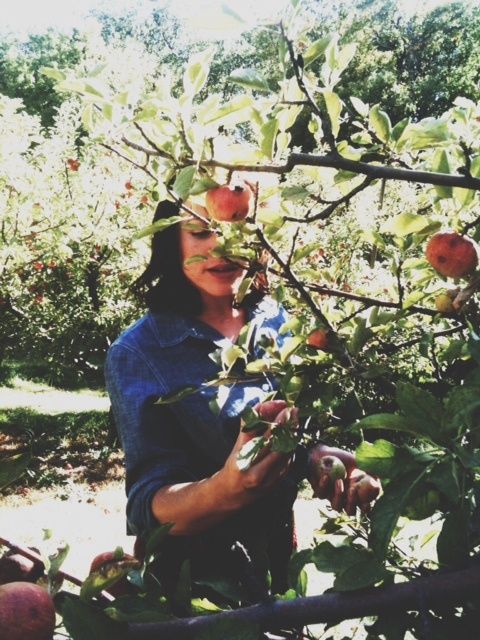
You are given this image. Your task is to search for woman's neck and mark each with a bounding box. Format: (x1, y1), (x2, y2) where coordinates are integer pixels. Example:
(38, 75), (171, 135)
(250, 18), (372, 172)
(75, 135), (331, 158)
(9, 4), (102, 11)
(197, 296), (246, 341)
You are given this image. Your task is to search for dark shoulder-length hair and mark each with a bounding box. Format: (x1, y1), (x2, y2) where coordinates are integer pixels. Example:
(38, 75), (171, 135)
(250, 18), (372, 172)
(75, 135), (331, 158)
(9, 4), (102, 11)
(132, 199), (269, 316)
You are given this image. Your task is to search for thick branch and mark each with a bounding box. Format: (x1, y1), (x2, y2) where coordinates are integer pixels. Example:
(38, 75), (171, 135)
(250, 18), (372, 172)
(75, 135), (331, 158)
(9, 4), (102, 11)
(197, 155), (480, 191)
(302, 282), (441, 318)
(127, 564), (480, 639)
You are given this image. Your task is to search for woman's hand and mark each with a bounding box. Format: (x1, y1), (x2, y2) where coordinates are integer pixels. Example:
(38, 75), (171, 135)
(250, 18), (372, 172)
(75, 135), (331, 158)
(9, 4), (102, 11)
(308, 443), (381, 515)
(219, 400), (299, 506)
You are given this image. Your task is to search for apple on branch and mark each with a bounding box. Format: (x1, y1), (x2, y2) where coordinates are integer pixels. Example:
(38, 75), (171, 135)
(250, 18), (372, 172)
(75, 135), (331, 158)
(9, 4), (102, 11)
(205, 182), (253, 222)
(425, 231), (478, 279)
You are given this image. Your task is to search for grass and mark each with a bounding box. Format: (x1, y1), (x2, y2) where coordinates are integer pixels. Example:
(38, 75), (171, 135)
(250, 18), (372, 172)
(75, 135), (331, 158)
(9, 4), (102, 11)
(0, 366), (123, 493)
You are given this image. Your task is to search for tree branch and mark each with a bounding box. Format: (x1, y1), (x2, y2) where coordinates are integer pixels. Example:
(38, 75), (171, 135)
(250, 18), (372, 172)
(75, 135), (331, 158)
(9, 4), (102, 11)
(127, 564), (480, 639)
(284, 176), (374, 222)
(301, 281), (441, 318)
(186, 154), (480, 191)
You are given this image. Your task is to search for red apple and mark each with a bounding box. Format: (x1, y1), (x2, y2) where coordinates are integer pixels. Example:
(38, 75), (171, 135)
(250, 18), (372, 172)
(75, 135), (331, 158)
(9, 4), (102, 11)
(425, 231), (478, 278)
(0, 552), (44, 585)
(345, 468), (381, 514)
(205, 183), (252, 221)
(89, 549), (137, 598)
(255, 400), (289, 423)
(0, 582), (55, 640)
(66, 158), (80, 171)
(306, 329), (329, 350)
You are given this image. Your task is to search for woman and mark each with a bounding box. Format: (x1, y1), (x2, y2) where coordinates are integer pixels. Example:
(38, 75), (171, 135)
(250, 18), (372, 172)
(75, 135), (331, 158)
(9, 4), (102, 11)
(105, 196), (374, 603)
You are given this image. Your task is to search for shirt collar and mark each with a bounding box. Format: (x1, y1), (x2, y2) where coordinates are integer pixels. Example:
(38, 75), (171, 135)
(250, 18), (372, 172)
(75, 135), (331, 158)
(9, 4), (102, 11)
(148, 297), (278, 348)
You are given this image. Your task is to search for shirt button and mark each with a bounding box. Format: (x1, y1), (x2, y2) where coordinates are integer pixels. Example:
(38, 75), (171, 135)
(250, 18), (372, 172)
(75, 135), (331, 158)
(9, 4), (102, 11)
(262, 383), (270, 391)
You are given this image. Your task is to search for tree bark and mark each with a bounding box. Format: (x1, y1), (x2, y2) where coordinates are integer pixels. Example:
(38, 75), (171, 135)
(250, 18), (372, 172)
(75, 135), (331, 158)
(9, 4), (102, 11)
(127, 564), (480, 639)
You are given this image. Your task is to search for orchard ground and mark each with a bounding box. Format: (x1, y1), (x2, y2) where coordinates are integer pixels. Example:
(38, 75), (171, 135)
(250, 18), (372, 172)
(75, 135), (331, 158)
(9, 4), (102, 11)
(0, 371), (432, 638)
(0, 372), (322, 578)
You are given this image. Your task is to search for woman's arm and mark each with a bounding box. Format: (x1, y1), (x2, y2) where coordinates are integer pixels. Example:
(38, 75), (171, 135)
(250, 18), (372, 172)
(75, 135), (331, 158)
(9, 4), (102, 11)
(151, 425), (292, 535)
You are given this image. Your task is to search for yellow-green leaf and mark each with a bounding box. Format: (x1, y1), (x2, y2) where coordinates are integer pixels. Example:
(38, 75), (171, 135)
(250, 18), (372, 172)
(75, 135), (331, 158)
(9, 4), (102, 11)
(323, 90), (342, 138)
(369, 104), (391, 143)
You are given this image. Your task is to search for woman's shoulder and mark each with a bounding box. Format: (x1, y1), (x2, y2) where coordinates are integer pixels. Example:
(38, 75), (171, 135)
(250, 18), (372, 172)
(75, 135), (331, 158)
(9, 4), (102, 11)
(109, 309), (196, 355)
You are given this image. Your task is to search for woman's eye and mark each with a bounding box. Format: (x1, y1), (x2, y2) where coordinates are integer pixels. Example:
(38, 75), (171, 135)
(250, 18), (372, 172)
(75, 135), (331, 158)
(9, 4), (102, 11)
(191, 229), (213, 239)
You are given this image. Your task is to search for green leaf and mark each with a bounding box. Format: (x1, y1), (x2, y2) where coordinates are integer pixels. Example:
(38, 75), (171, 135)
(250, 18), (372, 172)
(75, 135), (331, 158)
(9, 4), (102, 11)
(271, 425), (299, 454)
(155, 386), (199, 405)
(189, 177), (219, 195)
(282, 374), (303, 404)
(348, 317), (373, 356)
(353, 413), (429, 439)
(350, 96), (369, 118)
(323, 90), (342, 138)
(228, 68), (270, 92)
(369, 104), (391, 143)
(380, 212), (432, 237)
(105, 596), (173, 623)
(334, 556), (387, 591)
(40, 66), (66, 82)
(431, 148), (453, 199)
(279, 336), (303, 362)
(0, 452), (31, 490)
(312, 541), (386, 589)
(173, 166), (196, 200)
(355, 439), (413, 479)
(402, 119), (452, 150)
(427, 458), (460, 505)
(303, 35), (333, 68)
(144, 523), (174, 560)
(288, 549), (312, 593)
(47, 544), (70, 580)
(183, 47), (216, 98)
(194, 576), (247, 604)
(80, 559), (139, 602)
(220, 3), (247, 23)
(221, 344), (245, 370)
(62, 596), (127, 640)
(133, 215), (183, 240)
(396, 381), (443, 440)
(203, 95), (253, 128)
(260, 118), (279, 160)
(443, 385), (480, 433)
(369, 468), (428, 558)
(391, 116), (410, 143)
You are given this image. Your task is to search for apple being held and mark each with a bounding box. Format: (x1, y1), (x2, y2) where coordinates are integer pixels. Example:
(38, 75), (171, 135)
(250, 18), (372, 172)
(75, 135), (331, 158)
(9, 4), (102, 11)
(425, 231), (478, 278)
(0, 582), (56, 640)
(205, 183), (252, 221)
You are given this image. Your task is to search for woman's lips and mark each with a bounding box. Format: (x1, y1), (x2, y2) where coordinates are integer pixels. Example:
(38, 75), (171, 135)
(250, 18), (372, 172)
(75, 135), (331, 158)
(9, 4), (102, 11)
(207, 262), (243, 277)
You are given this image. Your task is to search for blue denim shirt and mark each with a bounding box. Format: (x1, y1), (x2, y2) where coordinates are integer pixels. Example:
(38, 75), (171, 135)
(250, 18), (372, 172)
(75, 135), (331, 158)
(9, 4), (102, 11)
(105, 297), (303, 538)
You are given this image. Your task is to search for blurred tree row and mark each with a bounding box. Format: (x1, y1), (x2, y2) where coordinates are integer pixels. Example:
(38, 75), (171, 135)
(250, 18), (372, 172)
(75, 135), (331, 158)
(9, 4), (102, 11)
(1, 1), (479, 129)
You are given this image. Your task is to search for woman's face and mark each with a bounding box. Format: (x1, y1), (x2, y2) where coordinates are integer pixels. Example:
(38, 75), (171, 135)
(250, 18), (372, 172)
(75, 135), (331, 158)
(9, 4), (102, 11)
(179, 203), (245, 301)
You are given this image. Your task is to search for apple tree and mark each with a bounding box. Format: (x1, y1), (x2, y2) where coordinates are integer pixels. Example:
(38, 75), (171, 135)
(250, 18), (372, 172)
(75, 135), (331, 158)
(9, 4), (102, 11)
(33, 2), (480, 638)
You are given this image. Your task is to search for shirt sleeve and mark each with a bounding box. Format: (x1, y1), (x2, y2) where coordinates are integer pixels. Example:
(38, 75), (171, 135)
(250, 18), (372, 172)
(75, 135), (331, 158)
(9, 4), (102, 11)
(105, 343), (198, 535)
